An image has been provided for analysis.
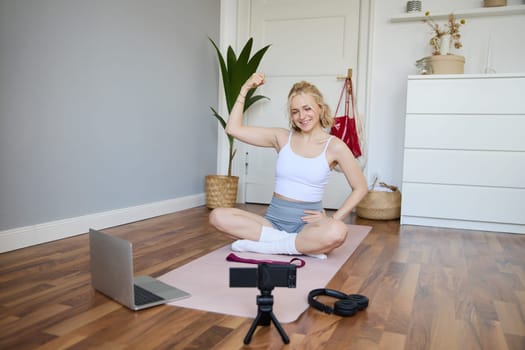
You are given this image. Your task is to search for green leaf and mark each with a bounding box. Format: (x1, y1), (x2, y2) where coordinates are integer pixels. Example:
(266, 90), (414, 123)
(225, 47), (238, 111)
(237, 38), (253, 67)
(247, 44), (271, 76)
(244, 95), (269, 111)
(210, 107), (226, 130)
(227, 40), (252, 113)
(209, 38), (230, 103)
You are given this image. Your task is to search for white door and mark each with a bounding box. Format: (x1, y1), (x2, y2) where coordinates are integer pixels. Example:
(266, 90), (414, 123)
(239, 0), (362, 209)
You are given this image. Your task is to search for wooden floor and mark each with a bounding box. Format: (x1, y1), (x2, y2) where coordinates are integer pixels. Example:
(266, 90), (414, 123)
(1, 204), (524, 350)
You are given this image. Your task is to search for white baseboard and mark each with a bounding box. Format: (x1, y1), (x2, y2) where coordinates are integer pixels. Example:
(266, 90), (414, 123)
(0, 193), (206, 253)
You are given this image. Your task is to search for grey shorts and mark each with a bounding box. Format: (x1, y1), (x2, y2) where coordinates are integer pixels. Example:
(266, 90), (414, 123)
(264, 196), (323, 233)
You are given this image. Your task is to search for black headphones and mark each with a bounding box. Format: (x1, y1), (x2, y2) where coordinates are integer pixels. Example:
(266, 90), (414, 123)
(308, 288), (369, 317)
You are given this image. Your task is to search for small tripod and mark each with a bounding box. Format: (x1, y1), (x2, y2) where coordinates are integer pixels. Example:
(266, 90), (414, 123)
(243, 288), (289, 344)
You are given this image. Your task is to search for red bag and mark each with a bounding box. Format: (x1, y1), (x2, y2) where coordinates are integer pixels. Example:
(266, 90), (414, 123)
(330, 78), (362, 158)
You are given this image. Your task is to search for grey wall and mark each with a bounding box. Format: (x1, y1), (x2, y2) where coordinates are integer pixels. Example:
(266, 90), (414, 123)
(0, 0), (220, 230)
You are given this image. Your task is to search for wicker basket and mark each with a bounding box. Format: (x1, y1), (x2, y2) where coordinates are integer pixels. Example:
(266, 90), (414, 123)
(356, 182), (401, 220)
(484, 0), (506, 7)
(205, 175), (239, 209)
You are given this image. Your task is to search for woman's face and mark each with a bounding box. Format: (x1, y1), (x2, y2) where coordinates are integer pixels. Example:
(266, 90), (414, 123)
(290, 93), (321, 132)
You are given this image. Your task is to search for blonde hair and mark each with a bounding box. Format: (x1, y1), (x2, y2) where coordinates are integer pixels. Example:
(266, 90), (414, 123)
(287, 81), (333, 131)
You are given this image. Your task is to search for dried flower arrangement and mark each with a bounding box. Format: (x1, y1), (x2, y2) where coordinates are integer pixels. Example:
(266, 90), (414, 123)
(423, 12), (466, 55)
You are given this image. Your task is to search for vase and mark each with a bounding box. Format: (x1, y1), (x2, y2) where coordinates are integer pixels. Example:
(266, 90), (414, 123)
(439, 34), (452, 55)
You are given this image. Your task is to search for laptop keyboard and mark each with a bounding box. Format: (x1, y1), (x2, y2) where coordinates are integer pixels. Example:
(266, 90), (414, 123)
(134, 284), (165, 306)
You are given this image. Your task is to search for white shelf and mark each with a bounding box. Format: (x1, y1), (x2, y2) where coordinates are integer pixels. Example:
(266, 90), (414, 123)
(391, 4), (525, 22)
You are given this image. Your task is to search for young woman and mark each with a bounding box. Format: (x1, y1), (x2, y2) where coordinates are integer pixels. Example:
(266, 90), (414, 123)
(209, 73), (367, 259)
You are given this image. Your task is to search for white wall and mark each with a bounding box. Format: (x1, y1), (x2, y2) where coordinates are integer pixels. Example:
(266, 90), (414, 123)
(0, 0), (221, 251)
(367, 0), (525, 187)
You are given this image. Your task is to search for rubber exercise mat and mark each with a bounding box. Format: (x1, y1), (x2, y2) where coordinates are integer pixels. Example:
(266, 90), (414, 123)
(159, 225), (371, 323)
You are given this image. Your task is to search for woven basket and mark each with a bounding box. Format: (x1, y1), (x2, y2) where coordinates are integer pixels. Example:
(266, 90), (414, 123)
(484, 0), (506, 7)
(205, 175), (239, 209)
(356, 182), (401, 220)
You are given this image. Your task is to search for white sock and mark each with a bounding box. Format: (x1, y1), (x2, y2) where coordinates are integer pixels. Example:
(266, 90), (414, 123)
(259, 226), (289, 242)
(232, 234), (328, 260)
(232, 233), (300, 255)
(307, 253), (327, 260)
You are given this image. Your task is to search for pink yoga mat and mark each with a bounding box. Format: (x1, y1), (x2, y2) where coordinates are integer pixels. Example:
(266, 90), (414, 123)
(159, 225), (371, 323)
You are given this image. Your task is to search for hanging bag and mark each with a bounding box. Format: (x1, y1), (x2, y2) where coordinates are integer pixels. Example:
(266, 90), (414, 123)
(330, 77), (362, 158)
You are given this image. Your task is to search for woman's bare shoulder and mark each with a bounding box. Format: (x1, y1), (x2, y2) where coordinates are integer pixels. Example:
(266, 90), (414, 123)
(328, 135), (347, 151)
(327, 136), (354, 160)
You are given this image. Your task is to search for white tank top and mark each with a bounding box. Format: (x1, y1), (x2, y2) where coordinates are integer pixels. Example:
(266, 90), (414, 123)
(274, 132), (332, 202)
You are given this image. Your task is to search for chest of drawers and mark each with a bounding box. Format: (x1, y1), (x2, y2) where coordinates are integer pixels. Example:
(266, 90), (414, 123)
(401, 74), (525, 234)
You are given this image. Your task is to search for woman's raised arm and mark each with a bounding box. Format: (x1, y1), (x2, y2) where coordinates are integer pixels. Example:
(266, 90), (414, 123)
(226, 73), (285, 149)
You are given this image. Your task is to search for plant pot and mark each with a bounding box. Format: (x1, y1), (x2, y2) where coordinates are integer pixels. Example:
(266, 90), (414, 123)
(424, 55), (465, 74)
(205, 175), (239, 209)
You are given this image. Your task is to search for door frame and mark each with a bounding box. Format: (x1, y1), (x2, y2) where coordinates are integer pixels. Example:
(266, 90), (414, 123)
(217, 0), (375, 203)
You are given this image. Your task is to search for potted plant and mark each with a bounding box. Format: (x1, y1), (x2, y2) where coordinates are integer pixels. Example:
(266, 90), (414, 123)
(417, 12), (466, 74)
(206, 37), (270, 208)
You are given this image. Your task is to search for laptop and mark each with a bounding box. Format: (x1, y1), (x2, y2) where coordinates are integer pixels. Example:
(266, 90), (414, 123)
(89, 228), (190, 310)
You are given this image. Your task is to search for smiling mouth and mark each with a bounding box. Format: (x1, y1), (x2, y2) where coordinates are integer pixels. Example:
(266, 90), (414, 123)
(297, 118), (312, 126)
